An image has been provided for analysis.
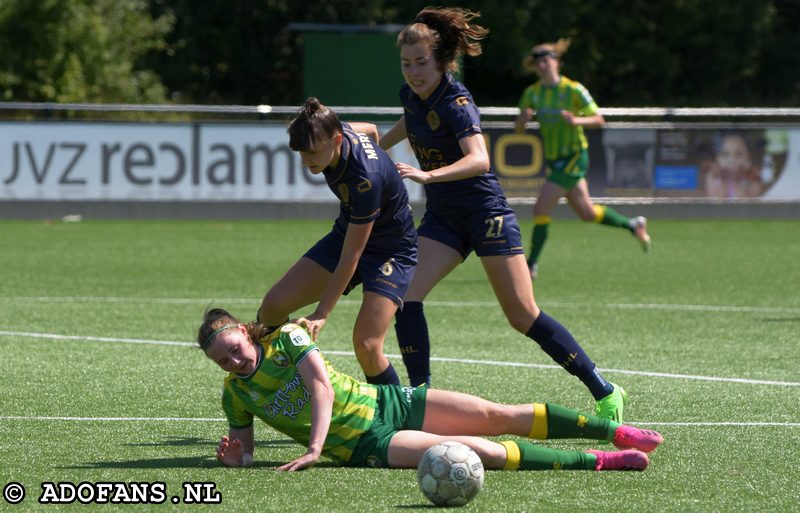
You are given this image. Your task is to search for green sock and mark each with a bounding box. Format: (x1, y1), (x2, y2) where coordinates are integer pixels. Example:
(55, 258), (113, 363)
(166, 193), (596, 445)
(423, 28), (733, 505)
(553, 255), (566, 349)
(501, 440), (596, 471)
(528, 218), (550, 265)
(534, 403), (619, 442)
(596, 205), (631, 230)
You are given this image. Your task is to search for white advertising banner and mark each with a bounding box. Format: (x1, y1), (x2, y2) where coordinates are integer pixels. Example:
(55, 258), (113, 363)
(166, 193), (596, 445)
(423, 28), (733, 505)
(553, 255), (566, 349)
(763, 128), (800, 199)
(0, 121), (424, 202)
(2, 121), (798, 201)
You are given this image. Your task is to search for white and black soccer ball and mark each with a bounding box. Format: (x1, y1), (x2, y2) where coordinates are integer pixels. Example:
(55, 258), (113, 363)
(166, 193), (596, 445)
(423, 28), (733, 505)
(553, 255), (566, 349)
(417, 441), (484, 507)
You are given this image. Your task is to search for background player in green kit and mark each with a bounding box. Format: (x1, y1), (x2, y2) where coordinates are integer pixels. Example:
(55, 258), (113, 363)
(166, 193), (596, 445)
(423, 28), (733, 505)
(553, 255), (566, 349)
(514, 38), (652, 280)
(198, 308), (663, 472)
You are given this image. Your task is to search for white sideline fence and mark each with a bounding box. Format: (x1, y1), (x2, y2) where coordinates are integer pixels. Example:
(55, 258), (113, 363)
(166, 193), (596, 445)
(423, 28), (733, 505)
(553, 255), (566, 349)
(3, 102), (800, 118)
(1, 102), (799, 219)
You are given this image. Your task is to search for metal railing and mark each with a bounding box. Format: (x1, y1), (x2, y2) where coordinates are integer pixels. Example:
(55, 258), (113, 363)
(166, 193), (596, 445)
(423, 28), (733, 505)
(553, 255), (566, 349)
(3, 102), (800, 120)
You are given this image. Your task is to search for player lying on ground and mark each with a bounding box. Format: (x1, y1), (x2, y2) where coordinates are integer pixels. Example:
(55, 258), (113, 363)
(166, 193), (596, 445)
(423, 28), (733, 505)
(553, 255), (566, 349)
(198, 308), (663, 472)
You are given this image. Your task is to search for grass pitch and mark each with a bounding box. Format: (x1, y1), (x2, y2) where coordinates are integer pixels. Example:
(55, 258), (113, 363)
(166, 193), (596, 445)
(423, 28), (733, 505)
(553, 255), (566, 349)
(0, 218), (798, 512)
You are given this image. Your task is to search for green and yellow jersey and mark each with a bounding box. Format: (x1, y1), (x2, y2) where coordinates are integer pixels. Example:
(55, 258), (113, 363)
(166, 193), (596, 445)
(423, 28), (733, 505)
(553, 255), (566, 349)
(221, 323), (378, 465)
(518, 76), (599, 161)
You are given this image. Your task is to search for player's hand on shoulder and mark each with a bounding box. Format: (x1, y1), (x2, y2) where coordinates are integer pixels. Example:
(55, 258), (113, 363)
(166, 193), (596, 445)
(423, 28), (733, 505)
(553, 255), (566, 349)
(293, 314), (326, 341)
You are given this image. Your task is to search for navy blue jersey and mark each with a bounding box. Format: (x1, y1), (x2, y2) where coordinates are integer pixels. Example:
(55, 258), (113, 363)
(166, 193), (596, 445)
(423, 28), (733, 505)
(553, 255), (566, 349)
(400, 74), (508, 215)
(324, 122), (416, 256)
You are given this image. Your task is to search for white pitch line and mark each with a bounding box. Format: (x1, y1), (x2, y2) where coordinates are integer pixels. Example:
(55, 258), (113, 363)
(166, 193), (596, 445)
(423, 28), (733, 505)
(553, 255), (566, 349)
(1, 296), (799, 314)
(2, 330), (800, 388)
(0, 416), (223, 422)
(380, 353), (800, 387)
(0, 416), (798, 428)
(630, 421), (800, 427)
(0, 330), (195, 347)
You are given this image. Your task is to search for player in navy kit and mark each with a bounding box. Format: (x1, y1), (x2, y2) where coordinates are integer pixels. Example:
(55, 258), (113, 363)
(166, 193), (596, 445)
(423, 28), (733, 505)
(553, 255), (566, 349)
(258, 97), (417, 386)
(379, 7), (628, 422)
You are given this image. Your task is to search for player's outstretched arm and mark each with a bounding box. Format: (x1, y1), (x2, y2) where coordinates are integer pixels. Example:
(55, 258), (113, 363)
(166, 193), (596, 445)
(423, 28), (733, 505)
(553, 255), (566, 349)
(276, 350), (334, 471)
(297, 221), (373, 341)
(399, 133), (489, 185)
(379, 117), (407, 150)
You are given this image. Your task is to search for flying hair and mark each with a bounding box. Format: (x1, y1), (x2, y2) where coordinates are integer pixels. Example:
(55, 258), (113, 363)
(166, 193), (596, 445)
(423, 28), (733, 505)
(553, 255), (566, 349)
(397, 6), (488, 73)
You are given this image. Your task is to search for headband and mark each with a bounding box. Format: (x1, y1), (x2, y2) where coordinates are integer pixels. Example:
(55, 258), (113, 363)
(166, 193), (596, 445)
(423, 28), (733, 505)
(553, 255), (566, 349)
(201, 323), (238, 351)
(532, 50), (558, 59)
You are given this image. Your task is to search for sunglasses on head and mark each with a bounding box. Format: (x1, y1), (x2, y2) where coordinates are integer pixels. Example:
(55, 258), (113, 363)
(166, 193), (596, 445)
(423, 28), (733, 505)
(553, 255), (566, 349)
(532, 50), (557, 60)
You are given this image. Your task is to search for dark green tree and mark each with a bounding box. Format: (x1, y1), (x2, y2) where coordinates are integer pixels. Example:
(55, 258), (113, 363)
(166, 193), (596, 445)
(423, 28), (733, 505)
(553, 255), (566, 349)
(0, 0), (173, 103)
(4, 0), (798, 107)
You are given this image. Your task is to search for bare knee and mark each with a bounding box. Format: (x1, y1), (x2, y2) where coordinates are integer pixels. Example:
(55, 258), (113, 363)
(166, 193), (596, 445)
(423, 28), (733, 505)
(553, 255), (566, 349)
(353, 337), (384, 361)
(507, 312), (537, 334)
(578, 209), (596, 222)
(490, 402), (518, 419)
(466, 403), (520, 436)
(471, 442), (508, 470)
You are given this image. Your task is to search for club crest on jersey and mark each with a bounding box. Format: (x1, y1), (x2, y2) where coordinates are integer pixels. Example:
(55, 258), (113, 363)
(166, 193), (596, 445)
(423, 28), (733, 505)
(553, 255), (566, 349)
(379, 259), (394, 276)
(250, 391), (261, 401)
(271, 352), (289, 368)
(357, 179), (373, 193)
(426, 110), (440, 130)
(337, 183), (349, 203)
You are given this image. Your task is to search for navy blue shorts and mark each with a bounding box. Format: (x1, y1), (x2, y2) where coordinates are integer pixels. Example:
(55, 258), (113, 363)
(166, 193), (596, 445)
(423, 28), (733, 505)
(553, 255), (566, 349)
(304, 231), (417, 307)
(418, 206), (525, 259)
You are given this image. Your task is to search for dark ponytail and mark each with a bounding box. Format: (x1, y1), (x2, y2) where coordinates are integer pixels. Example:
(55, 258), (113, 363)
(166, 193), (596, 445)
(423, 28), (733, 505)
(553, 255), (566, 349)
(288, 97), (342, 152)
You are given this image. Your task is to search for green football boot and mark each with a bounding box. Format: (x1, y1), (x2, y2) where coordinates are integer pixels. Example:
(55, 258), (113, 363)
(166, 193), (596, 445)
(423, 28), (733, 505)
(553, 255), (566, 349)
(595, 383), (628, 423)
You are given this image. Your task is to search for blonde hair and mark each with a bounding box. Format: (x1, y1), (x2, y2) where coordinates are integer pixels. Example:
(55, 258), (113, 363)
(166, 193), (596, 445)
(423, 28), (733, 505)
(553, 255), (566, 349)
(522, 37), (571, 73)
(397, 6), (489, 73)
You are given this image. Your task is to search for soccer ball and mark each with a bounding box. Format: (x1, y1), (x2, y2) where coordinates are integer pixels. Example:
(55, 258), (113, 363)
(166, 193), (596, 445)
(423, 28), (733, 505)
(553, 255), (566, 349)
(417, 441), (484, 507)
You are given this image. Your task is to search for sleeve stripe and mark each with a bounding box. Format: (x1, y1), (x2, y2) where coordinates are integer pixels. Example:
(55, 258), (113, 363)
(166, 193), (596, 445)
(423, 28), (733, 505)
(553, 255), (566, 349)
(456, 125), (482, 139)
(293, 347), (319, 367)
(349, 208), (381, 221)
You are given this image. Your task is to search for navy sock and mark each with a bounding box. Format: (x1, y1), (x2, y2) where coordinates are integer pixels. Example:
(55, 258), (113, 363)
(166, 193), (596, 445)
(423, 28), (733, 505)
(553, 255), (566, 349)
(526, 311), (613, 400)
(365, 363), (400, 385)
(394, 301), (431, 387)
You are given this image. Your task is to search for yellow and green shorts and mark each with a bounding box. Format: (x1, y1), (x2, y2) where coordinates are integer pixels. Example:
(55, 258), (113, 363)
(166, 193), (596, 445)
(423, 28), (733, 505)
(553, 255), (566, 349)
(546, 148), (589, 189)
(348, 385), (428, 468)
